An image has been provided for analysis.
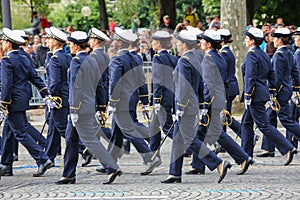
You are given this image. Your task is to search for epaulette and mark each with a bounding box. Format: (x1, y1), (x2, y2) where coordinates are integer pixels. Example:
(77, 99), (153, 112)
(206, 53), (212, 57)
(248, 49), (255, 53)
(276, 50), (283, 54)
(73, 56), (80, 60)
(154, 54), (160, 57)
(220, 50), (227, 53)
(22, 55), (27, 58)
(51, 55), (58, 58)
(90, 52), (97, 55)
(2, 55), (10, 59)
(181, 55), (189, 60)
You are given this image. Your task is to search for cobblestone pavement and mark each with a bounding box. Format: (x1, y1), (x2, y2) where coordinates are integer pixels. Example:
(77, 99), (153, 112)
(1, 110), (300, 199)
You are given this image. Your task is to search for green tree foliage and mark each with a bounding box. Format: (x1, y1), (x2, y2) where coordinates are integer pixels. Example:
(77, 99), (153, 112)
(254, 0), (300, 26)
(201, 0), (220, 17)
(12, 0), (51, 15)
(48, 0), (100, 30)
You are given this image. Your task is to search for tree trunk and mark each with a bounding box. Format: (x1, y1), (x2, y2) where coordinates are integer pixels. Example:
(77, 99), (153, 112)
(221, 0), (247, 113)
(98, 0), (108, 30)
(159, 0), (176, 29)
(246, 0), (261, 25)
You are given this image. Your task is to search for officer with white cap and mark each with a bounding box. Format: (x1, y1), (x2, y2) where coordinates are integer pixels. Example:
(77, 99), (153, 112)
(44, 26), (72, 164)
(240, 27), (297, 165)
(161, 30), (231, 184)
(88, 28), (112, 140)
(148, 31), (177, 164)
(266, 28), (300, 153)
(107, 27), (161, 176)
(186, 29), (252, 176)
(0, 28), (54, 177)
(55, 31), (92, 184)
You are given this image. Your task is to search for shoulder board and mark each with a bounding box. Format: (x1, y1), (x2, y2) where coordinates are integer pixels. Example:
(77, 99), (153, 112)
(51, 55), (58, 58)
(154, 54), (160, 57)
(220, 50), (227, 53)
(47, 51), (53, 54)
(2, 55), (10, 59)
(22, 55), (27, 58)
(248, 50), (255, 53)
(206, 53), (212, 57)
(73, 56), (80, 60)
(276, 50), (283, 54)
(90, 52), (97, 55)
(181, 55), (189, 60)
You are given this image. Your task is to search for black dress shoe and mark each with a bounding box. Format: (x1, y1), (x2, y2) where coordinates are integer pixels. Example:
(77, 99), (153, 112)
(82, 154), (92, 167)
(237, 157), (254, 175)
(33, 159), (54, 177)
(103, 170), (122, 184)
(185, 169), (205, 175)
(285, 148), (298, 166)
(55, 177), (76, 184)
(256, 151), (275, 157)
(140, 157), (162, 176)
(96, 167), (106, 173)
(218, 160), (232, 183)
(0, 164), (8, 176)
(161, 176), (182, 183)
(2, 171), (13, 176)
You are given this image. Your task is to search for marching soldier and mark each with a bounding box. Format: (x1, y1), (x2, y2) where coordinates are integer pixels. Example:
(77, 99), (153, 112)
(89, 28), (112, 140)
(161, 30), (231, 184)
(0, 28), (53, 177)
(107, 27), (161, 175)
(69, 37), (122, 185)
(148, 31), (177, 162)
(45, 27), (71, 162)
(240, 27), (296, 164)
(55, 31), (92, 184)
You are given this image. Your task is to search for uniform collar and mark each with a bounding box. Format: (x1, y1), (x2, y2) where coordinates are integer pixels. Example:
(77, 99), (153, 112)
(158, 49), (167, 54)
(182, 50), (194, 56)
(7, 50), (19, 55)
(277, 45), (287, 51)
(221, 45), (229, 50)
(76, 50), (86, 56)
(53, 48), (63, 55)
(94, 47), (104, 51)
(118, 49), (129, 55)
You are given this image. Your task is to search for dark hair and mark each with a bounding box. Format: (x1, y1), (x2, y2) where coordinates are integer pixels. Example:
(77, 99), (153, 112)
(32, 11), (38, 15)
(211, 42), (222, 50)
(223, 37), (233, 44)
(254, 39), (264, 46)
(280, 36), (291, 45)
(12, 42), (20, 50)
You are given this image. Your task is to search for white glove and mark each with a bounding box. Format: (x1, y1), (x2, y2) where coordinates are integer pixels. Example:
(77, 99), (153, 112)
(199, 109), (208, 120)
(70, 113), (78, 127)
(176, 109), (184, 121)
(292, 92), (299, 105)
(108, 105), (116, 115)
(95, 111), (107, 126)
(154, 103), (161, 114)
(44, 95), (56, 109)
(245, 99), (251, 110)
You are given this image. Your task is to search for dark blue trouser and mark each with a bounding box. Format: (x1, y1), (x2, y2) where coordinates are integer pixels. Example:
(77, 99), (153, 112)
(45, 107), (68, 161)
(241, 102), (293, 157)
(149, 106), (174, 152)
(6, 111), (49, 166)
(224, 95), (241, 137)
(169, 114), (222, 177)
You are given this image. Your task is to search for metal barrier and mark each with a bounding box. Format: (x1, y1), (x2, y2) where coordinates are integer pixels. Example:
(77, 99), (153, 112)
(29, 68), (47, 106)
(29, 62), (153, 106)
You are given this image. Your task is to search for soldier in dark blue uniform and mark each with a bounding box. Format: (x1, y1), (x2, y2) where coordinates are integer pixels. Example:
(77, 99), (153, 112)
(161, 30), (232, 184)
(0, 30), (48, 176)
(55, 31), (91, 184)
(148, 31), (177, 162)
(0, 28), (54, 177)
(240, 27), (296, 165)
(217, 29), (241, 136)
(184, 29), (252, 176)
(107, 27), (161, 175)
(45, 27), (71, 163)
(287, 28), (300, 149)
(89, 28), (113, 141)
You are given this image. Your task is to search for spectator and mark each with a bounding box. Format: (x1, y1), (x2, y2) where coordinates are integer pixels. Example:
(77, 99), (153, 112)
(174, 20), (190, 33)
(35, 34), (50, 68)
(209, 15), (221, 30)
(184, 6), (199, 27)
(195, 20), (203, 31)
(265, 33), (277, 58)
(31, 11), (40, 35)
(131, 13), (140, 33)
(40, 13), (50, 29)
(160, 15), (174, 33)
(109, 18), (117, 35)
(274, 17), (285, 28)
